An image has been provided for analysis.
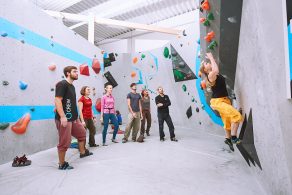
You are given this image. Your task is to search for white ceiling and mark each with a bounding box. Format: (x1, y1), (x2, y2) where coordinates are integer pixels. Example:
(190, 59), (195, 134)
(29, 0), (198, 44)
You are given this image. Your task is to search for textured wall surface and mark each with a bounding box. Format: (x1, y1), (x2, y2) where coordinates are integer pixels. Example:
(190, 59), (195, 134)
(0, 0), (104, 164)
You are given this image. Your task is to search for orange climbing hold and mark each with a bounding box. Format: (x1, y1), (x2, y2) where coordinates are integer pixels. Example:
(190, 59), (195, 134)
(131, 71), (137, 78)
(204, 31), (215, 42)
(92, 59), (101, 74)
(48, 64), (56, 71)
(201, 0), (210, 11)
(200, 81), (207, 89)
(80, 64), (90, 76)
(133, 57), (138, 64)
(11, 113), (31, 135)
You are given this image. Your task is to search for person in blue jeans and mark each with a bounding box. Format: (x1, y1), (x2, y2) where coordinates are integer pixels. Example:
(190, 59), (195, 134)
(100, 84), (119, 146)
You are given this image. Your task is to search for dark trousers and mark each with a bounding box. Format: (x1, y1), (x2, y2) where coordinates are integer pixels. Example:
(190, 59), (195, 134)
(140, 109), (151, 135)
(84, 119), (96, 146)
(157, 112), (175, 139)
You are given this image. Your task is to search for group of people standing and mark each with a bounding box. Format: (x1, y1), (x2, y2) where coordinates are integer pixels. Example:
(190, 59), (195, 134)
(54, 51), (243, 170)
(54, 66), (178, 170)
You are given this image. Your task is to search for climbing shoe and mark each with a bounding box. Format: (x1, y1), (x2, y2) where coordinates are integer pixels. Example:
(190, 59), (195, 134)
(160, 137), (165, 142)
(224, 138), (234, 152)
(171, 137), (178, 142)
(231, 137), (241, 145)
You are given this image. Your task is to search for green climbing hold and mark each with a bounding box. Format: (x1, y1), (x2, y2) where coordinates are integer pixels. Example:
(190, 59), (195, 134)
(208, 40), (218, 50)
(207, 13), (214, 20)
(192, 97), (195, 102)
(141, 54), (146, 59)
(173, 69), (184, 80)
(163, 47), (170, 58)
(169, 55), (171, 59)
(182, 84), (187, 92)
(203, 20), (210, 26)
(0, 123), (9, 130)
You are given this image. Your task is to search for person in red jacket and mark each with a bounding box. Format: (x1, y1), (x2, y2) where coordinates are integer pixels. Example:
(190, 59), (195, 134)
(78, 86), (98, 147)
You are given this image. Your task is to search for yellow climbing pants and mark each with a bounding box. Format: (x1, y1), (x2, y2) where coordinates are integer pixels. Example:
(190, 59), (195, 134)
(210, 97), (242, 131)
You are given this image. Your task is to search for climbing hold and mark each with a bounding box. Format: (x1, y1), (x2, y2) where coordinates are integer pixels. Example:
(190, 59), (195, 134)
(179, 61), (186, 68)
(169, 55), (172, 59)
(141, 54), (146, 59)
(133, 57), (138, 64)
(30, 108), (35, 112)
(2, 81), (9, 86)
(1, 32), (8, 37)
(61, 76), (65, 79)
(21, 31), (25, 34)
(51, 35), (54, 39)
(207, 13), (215, 20)
(201, 0), (210, 11)
(79, 64), (90, 76)
(199, 122), (202, 125)
(197, 39), (200, 45)
(203, 20), (210, 26)
(180, 44), (183, 47)
(186, 106), (192, 119)
(48, 64), (56, 71)
(228, 16), (237, 23)
(94, 54), (97, 58)
(173, 69), (184, 80)
(200, 80), (206, 89)
(92, 59), (101, 74)
(188, 92), (190, 95)
(51, 43), (54, 47)
(201, 104), (205, 110)
(50, 88), (54, 91)
(192, 97), (195, 102)
(207, 40), (218, 50)
(131, 71), (137, 78)
(183, 30), (187, 36)
(200, 18), (206, 23)
(196, 107), (200, 112)
(11, 113), (31, 135)
(95, 98), (101, 112)
(163, 47), (170, 58)
(20, 40), (25, 44)
(0, 123), (9, 130)
(204, 31), (215, 42)
(19, 81), (28, 90)
(101, 50), (105, 54)
(182, 84), (187, 92)
(115, 53), (118, 57)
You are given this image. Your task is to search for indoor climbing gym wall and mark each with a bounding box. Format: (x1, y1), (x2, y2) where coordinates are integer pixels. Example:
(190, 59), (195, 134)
(198, 0), (292, 194)
(0, 1), (104, 164)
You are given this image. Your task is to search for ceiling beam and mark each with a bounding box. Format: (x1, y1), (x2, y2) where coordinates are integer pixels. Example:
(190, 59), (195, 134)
(44, 10), (181, 35)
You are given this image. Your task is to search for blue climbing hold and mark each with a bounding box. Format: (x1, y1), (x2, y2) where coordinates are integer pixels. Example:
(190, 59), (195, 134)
(1, 32), (8, 37)
(197, 39), (200, 45)
(19, 81), (28, 90)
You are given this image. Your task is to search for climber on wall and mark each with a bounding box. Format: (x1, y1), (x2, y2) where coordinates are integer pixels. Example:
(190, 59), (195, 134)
(155, 86), (178, 142)
(100, 83), (119, 146)
(78, 86), (98, 147)
(199, 52), (242, 151)
(55, 66), (93, 170)
(140, 89), (152, 137)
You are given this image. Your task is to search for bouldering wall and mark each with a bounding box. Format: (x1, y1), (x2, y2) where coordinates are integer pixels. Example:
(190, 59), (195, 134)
(0, 0), (104, 164)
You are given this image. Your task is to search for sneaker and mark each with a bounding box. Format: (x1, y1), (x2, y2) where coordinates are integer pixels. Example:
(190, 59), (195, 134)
(122, 138), (128, 143)
(102, 143), (108, 146)
(58, 161), (74, 170)
(224, 139), (234, 152)
(171, 137), (178, 142)
(160, 138), (165, 142)
(132, 139), (136, 142)
(80, 149), (93, 158)
(231, 137), (241, 145)
(146, 132), (150, 136)
(12, 155), (31, 167)
(89, 144), (99, 147)
(111, 139), (119, 143)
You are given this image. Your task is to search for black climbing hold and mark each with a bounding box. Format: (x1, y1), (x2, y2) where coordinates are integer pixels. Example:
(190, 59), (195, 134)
(0, 123), (9, 130)
(51, 88), (54, 91)
(61, 76), (65, 79)
(183, 30), (187, 36)
(51, 35), (54, 39)
(188, 92), (190, 95)
(94, 54), (97, 57)
(180, 44), (183, 47)
(196, 107), (199, 112)
(2, 81), (9, 86)
(30, 108), (35, 112)
(21, 40), (25, 44)
(199, 122), (202, 125)
(186, 106), (192, 119)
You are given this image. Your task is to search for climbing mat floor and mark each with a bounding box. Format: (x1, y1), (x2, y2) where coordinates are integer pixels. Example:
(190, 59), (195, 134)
(0, 124), (266, 195)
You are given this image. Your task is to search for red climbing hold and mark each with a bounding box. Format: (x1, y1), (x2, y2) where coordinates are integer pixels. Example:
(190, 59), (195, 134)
(11, 113), (31, 135)
(80, 64), (90, 76)
(48, 64), (56, 71)
(200, 18), (206, 23)
(95, 98), (101, 112)
(92, 59), (101, 74)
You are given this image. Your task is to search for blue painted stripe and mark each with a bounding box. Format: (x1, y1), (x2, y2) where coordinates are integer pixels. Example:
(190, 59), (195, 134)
(288, 24), (292, 79)
(0, 105), (100, 123)
(0, 17), (93, 66)
(195, 45), (223, 126)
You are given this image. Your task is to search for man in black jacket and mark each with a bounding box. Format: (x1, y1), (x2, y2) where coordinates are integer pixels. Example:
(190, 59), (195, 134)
(155, 86), (178, 142)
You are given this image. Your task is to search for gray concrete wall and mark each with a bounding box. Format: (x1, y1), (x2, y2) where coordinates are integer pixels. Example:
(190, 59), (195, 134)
(236, 0), (292, 194)
(0, 0), (104, 164)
